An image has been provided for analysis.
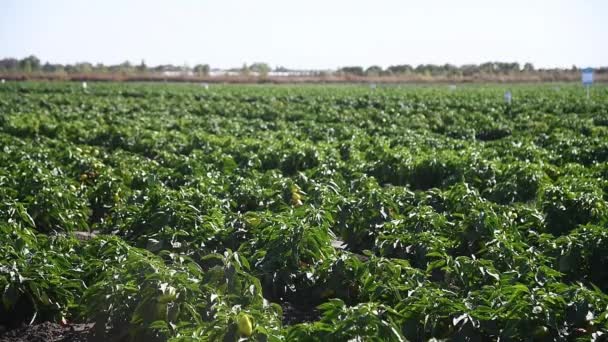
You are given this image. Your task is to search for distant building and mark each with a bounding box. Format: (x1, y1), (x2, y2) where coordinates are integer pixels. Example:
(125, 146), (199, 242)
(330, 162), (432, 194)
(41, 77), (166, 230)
(268, 70), (331, 77)
(202, 69), (336, 77)
(154, 65), (193, 77)
(162, 70), (193, 77)
(209, 69), (241, 76)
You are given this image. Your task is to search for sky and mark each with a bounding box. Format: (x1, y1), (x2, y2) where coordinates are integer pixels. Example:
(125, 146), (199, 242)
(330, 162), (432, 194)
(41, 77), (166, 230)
(1, 0), (607, 70)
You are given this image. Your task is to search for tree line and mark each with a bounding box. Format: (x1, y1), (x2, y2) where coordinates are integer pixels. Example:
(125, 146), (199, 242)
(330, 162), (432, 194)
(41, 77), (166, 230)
(0, 56), (211, 76)
(338, 63), (607, 77)
(1, 55), (606, 79)
(0, 56), (278, 76)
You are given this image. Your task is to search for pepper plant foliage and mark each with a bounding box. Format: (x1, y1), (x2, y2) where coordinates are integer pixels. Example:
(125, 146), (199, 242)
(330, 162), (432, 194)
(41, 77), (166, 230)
(0, 82), (608, 341)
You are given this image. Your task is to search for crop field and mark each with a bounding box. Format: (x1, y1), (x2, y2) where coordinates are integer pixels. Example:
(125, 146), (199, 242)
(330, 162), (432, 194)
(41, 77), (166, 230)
(1, 82), (608, 341)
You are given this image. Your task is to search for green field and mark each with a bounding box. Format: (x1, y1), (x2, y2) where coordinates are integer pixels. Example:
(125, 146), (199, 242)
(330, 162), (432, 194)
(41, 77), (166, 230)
(1, 82), (608, 341)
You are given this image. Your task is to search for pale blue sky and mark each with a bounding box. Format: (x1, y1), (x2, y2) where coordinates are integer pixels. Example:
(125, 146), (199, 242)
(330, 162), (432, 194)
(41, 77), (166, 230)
(1, 0), (606, 69)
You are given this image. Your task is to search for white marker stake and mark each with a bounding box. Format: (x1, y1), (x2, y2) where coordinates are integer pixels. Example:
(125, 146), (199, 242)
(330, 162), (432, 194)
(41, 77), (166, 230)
(1, 79), (5, 84)
(582, 68), (593, 99)
(201, 82), (209, 90)
(82, 81), (87, 90)
(504, 90), (512, 105)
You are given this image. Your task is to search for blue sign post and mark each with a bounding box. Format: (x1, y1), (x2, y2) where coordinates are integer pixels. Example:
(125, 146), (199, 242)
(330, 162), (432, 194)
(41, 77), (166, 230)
(582, 68), (593, 99)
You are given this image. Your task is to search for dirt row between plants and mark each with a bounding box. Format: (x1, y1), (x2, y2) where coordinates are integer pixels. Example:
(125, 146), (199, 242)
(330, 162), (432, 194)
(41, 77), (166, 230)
(0, 322), (93, 342)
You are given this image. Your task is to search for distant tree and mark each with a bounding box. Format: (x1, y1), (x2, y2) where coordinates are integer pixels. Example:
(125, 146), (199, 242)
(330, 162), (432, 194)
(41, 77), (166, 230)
(95, 63), (107, 73)
(365, 65), (383, 76)
(106, 64), (119, 74)
(22, 62), (32, 73)
(387, 64), (413, 75)
(137, 59), (147, 73)
(240, 63), (250, 76)
(510, 62), (521, 73)
(19, 55), (41, 72)
(0, 58), (19, 72)
(153, 65), (163, 72)
(523, 63), (535, 72)
(441, 64), (459, 76)
(55, 64), (66, 74)
(339, 66), (364, 76)
(119, 61), (134, 74)
(75, 62), (93, 74)
(64, 65), (77, 74)
(479, 62), (497, 74)
(493, 62), (520, 74)
(193, 64), (210, 77)
(249, 62), (271, 77)
(416, 64), (439, 76)
(460, 64), (479, 76)
(42, 62), (56, 73)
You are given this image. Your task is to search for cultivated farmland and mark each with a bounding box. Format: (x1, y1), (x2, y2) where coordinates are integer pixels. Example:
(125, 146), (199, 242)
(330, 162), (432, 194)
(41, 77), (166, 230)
(1, 82), (608, 341)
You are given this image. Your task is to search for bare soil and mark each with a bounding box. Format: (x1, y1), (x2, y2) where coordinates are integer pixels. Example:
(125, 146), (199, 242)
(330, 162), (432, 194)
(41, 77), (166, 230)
(0, 322), (93, 342)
